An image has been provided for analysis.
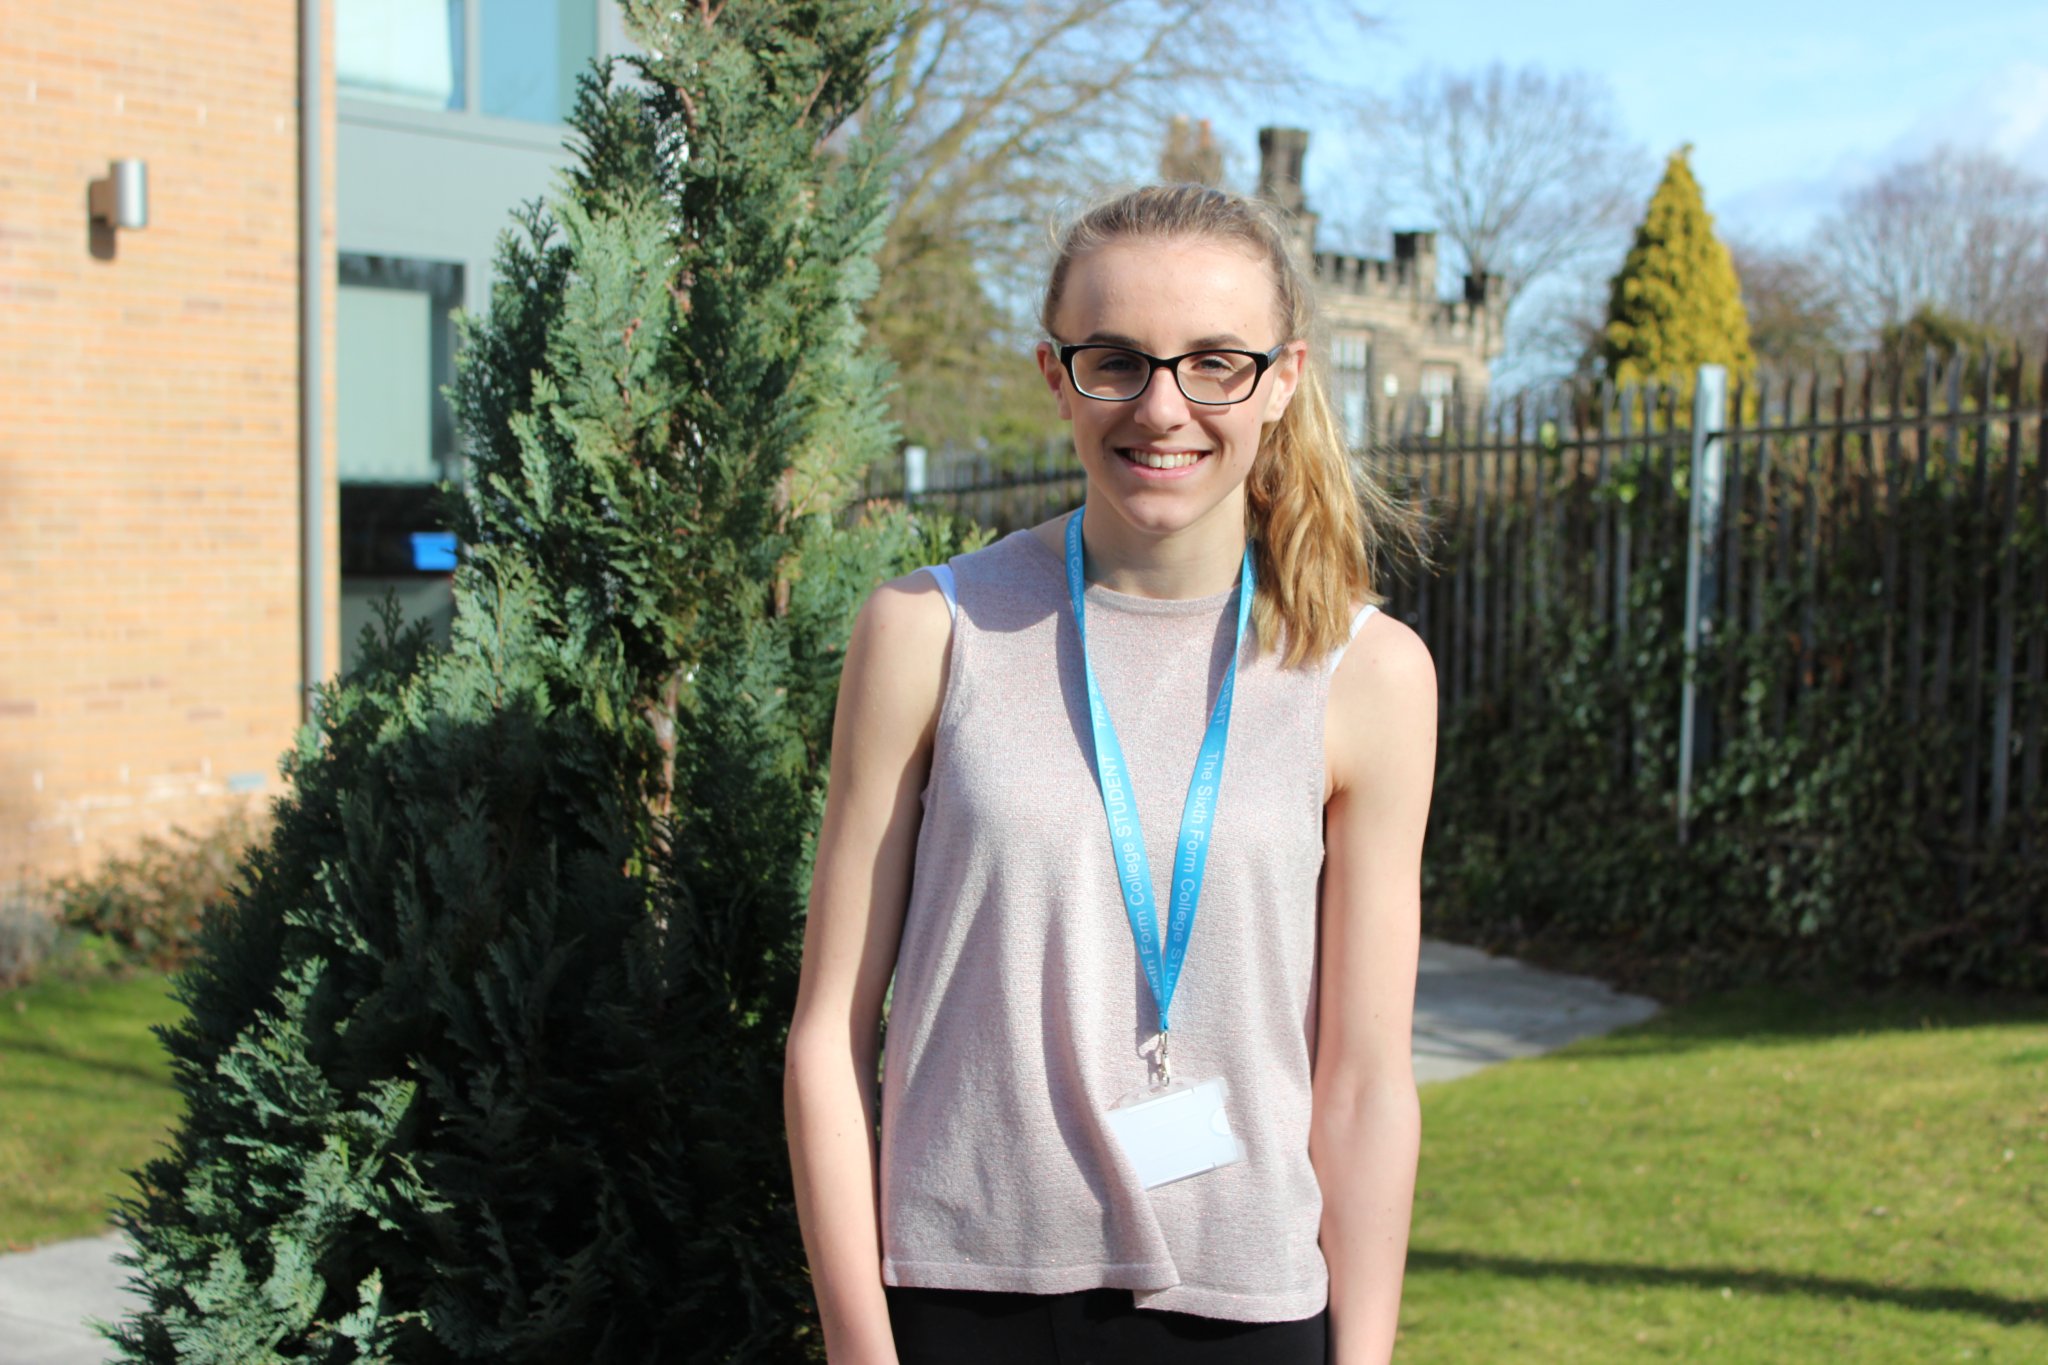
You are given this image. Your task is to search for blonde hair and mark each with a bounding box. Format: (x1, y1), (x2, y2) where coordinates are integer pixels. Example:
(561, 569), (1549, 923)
(1040, 184), (1426, 667)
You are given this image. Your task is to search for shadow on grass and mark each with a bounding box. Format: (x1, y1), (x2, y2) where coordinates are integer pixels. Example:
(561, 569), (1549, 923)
(1551, 984), (2048, 1062)
(1409, 1248), (2048, 1327)
(0, 1035), (168, 1088)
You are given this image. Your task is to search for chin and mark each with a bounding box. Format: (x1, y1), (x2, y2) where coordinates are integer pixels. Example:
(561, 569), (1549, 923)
(1084, 458), (1240, 539)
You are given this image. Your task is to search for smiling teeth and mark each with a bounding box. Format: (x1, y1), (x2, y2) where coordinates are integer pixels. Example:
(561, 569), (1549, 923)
(1126, 450), (1201, 469)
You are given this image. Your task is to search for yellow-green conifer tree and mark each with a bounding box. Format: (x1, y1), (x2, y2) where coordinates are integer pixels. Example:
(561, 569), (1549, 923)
(1601, 146), (1754, 392)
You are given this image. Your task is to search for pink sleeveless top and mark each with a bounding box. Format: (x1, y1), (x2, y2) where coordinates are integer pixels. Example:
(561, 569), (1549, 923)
(877, 528), (1373, 1322)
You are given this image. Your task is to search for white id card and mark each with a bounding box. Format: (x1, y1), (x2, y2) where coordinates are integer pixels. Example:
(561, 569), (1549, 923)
(1103, 1076), (1247, 1189)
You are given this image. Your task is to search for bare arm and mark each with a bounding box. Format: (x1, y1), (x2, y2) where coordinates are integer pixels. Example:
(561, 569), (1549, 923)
(784, 574), (953, 1365)
(1313, 613), (1437, 1365)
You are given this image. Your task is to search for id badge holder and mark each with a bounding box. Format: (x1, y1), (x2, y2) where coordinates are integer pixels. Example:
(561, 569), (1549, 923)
(1104, 1075), (1247, 1190)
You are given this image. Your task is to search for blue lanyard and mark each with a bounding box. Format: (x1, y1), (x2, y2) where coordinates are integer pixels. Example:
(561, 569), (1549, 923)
(1065, 508), (1253, 1045)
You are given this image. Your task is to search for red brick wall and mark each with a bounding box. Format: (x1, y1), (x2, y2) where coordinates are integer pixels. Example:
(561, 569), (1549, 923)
(0, 2), (337, 882)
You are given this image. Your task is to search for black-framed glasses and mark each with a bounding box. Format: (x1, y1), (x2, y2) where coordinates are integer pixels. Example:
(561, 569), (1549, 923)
(1055, 342), (1288, 406)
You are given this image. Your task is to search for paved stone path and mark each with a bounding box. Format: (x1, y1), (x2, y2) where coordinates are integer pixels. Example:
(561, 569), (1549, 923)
(0, 1232), (136, 1365)
(0, 939), (1658, 1363)
(1409, 938), (1660, 1084)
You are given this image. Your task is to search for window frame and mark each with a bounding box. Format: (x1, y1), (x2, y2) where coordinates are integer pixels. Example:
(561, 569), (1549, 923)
(1419, 362), (1459, 441)
(1330, 330), (1374, 451)
(337, 252), (467, 489)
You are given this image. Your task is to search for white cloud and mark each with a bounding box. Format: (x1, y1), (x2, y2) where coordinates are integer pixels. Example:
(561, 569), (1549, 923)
(1894, 60), (2048, 170)
(1718, 61), (2048, 244)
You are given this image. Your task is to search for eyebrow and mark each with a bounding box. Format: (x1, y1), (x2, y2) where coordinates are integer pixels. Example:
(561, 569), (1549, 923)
(1079, 330), (1254, 351)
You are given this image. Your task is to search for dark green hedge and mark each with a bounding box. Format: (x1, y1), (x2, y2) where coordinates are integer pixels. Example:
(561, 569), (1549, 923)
(1422, 443), (2048, 993)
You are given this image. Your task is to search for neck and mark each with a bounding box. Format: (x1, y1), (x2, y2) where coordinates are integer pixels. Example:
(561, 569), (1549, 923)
(1076, 497), (1248, 600)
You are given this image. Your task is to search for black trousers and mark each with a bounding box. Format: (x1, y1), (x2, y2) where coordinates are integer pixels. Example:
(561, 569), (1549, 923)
(884, 1286), (1329, 1365)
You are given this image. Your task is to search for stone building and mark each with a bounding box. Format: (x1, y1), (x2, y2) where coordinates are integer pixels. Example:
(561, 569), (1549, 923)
(1254, 127), (1500, 443)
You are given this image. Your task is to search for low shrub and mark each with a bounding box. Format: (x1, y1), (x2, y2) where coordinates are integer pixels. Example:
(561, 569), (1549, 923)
(0, 882), (59, 989)
(53, 808), (267, 971)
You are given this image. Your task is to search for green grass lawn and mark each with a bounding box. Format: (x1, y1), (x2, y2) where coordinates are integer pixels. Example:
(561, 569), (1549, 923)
(1400, 986), (2048, 1362)
(0, 969), (184, 1250)
(2, 965), (2042, 1364)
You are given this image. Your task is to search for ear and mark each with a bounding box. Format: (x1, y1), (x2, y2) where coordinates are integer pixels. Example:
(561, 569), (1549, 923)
(1035, 341), (1075, 422)
(1259, 339), (1310, 427)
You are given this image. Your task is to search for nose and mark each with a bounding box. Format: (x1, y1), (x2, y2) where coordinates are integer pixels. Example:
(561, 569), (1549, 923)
(1128, 360), (1193, 429)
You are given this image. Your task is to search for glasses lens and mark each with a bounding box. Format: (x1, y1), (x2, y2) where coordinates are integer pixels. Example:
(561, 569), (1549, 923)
(1175, 351), (1258, 404)
(1068, 347), (1259, 404)
(1070, 347), (1149, 400)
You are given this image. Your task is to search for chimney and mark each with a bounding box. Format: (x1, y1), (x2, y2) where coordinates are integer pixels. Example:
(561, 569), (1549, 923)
(1392, 230), (1438, 297)
(1256, 126), (1318, 257)
(1161, 115), (1223, 187)
(1193, 119), (1221, 187)
(1257, 127), (1309, 214)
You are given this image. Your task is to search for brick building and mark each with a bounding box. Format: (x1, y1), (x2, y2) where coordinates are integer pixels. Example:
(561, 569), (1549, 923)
(2, 2), (620, 881)
(2, 1), (329, 880)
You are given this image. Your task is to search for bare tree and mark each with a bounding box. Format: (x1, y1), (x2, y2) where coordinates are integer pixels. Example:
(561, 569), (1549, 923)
(877, 1), (1373, 277)
(1815, 148), (2048, 345)
(864, 0), (1376, 449)
(1727, 238), (1848, 376)
(1365, 63), (1647, 360)
(1495, 270), (1609, 394)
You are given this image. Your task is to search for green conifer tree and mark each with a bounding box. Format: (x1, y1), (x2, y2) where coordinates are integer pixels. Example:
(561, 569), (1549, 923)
(108, 4), (970, 1361)
(1601, 146), (1755, 392)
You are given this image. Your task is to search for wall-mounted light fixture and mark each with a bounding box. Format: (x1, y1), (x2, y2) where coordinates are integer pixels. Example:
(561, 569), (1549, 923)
(89, 159), (149, 230)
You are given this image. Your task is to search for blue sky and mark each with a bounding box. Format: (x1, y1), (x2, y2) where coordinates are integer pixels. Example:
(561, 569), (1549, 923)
(1237, 0), (2048, 249)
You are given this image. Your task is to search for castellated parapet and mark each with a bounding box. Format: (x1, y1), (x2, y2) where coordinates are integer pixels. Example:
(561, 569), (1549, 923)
(1252, 126), (1500, 437)
(1312, 245), (1497, 351)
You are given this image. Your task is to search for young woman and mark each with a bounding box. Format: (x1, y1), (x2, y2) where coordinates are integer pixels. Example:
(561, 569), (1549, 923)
(785, 185), (1436, 1365)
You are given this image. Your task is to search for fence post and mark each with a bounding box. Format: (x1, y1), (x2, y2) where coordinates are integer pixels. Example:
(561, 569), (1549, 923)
(903, 444), (928, 503)
(1678, 364), (1729, 845)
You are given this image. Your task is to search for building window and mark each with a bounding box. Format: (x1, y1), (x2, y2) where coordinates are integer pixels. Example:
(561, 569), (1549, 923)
(339, 0), (465, 111)
(484, 0), (600, 123)
(338, 255), (463, 485)
(1420, 363), (1458, 440)
(1332, 332), (1372, 450)
(338, 0), (598, 124)
(337, 254), (465, 664)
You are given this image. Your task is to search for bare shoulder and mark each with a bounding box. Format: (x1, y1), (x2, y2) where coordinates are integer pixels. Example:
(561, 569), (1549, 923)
(848, 568), (954, 683)
(1024, 510), (1074, 562)
(838, 568), (956, 743)
(1324, 607), (1438, 800)
(1331, 609), (1436, 703)
(859, 566), (954, 638)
